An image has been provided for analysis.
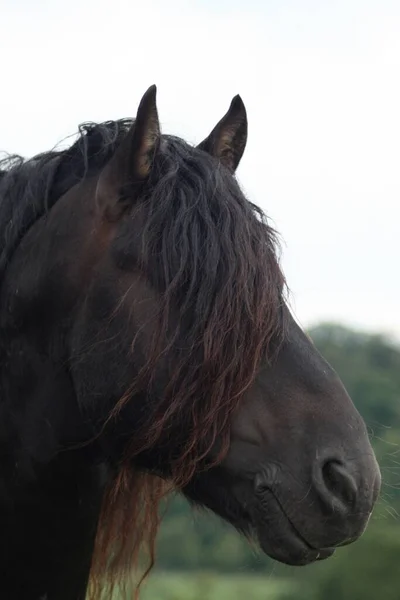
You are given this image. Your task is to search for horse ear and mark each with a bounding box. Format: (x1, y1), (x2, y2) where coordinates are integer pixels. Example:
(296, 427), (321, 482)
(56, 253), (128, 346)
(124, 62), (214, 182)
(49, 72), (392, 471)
(197, 95), (247, 171)
(97, 84), (160, 215)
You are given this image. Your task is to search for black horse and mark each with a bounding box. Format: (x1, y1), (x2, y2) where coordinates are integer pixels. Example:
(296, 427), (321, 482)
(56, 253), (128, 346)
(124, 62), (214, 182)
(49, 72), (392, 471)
(0, 86), (380, 600)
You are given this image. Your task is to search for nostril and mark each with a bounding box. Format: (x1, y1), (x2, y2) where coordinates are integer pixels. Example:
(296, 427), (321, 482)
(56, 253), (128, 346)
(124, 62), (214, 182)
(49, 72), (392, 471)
(316, 459), (358, 514)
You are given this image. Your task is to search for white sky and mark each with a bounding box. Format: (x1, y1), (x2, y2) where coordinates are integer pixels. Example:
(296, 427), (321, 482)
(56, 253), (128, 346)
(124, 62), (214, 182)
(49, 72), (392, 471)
(1, 0), (399, 339)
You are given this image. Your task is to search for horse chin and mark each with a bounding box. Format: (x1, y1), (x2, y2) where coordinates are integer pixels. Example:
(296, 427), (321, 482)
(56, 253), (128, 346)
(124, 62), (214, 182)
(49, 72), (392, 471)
(256, 531), (335, 566)
(184, 474), (335, 567)
(250, 512), (335, 566)
(247, 492), (335, 566)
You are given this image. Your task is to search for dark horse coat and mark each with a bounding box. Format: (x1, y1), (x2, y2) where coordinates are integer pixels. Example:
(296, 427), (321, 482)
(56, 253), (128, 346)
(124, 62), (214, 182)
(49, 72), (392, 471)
(0, 87), (380, 599)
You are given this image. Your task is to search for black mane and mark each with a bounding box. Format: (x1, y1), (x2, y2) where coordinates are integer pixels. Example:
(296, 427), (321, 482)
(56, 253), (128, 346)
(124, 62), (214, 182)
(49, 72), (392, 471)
(0, 119), (133, 282)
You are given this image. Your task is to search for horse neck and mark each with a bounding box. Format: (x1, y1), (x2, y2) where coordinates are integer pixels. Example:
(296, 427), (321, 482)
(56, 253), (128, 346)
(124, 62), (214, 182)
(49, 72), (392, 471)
(0, 178), (105, 482)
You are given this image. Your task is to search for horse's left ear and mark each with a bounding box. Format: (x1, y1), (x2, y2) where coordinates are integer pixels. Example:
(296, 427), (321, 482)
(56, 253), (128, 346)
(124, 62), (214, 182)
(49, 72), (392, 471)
(197, 95), (247, 171)
(97, 84), (160, 216)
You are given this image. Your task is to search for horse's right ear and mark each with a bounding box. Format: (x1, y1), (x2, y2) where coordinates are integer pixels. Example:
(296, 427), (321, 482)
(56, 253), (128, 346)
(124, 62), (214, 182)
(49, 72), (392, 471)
(96, 84), (160, 217)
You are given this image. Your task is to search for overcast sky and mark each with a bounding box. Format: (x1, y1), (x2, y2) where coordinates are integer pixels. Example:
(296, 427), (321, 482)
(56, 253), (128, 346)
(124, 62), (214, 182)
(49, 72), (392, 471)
(1, 0), (399, 339)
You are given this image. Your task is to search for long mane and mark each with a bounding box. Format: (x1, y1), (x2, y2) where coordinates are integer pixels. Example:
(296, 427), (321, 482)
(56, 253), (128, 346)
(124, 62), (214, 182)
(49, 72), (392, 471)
(90, 134), (288, 597)
(0, 122), (287, 599)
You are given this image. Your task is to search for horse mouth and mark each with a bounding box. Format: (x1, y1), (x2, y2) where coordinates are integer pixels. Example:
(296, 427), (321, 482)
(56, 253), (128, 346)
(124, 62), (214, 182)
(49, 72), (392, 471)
(183, 472), (336, 566)
(249, 490), (335, 566)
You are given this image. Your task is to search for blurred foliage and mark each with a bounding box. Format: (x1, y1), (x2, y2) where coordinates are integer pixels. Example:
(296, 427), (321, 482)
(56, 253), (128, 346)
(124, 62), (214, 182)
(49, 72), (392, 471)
(146, 323), (400, 600)
(310, 323), (400, 432)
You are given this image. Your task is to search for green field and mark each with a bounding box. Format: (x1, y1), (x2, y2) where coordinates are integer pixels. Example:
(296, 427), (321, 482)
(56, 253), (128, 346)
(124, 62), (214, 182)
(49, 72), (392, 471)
(100, 571), (294, 600)
(138, 572), (294, 600)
